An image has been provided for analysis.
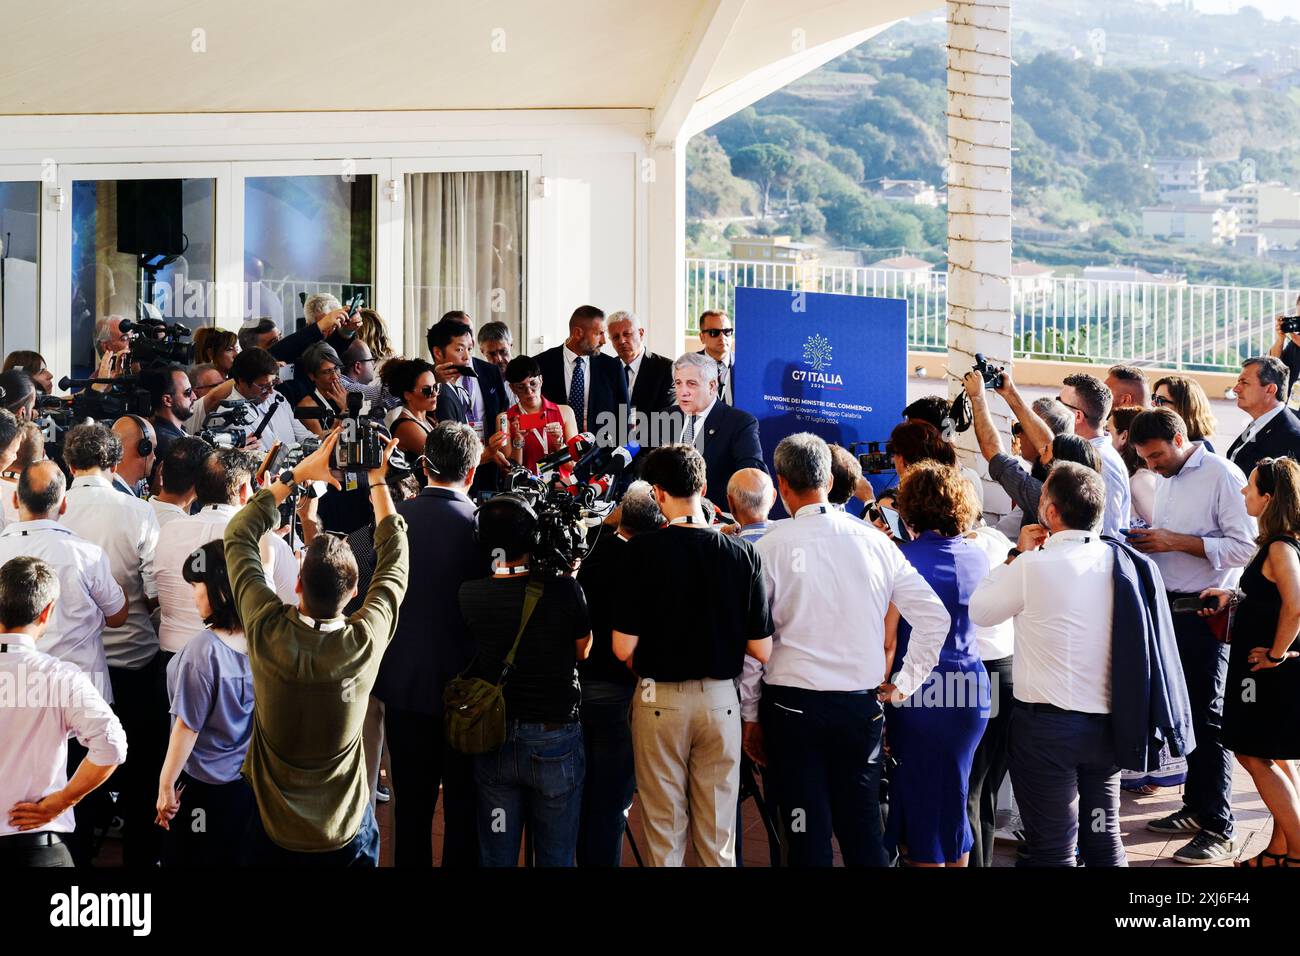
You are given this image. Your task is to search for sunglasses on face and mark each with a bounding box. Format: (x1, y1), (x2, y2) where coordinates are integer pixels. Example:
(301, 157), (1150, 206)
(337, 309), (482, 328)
(701, 328), (734, 338)
(1056, 395), (1085, 414)
(417, 385), (438, 398)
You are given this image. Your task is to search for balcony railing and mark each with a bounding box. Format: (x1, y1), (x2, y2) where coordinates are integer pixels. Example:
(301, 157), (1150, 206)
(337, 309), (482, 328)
(686, 257), (1294, 373)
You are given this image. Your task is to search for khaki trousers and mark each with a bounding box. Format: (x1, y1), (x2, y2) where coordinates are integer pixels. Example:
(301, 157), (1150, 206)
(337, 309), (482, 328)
(631, 678), (741, 866)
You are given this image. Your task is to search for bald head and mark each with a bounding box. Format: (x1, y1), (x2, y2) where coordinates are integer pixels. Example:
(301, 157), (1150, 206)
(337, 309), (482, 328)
(113, 416), (156, 487)
(727, 468), (775, 526)
(17, 460), (66, 520)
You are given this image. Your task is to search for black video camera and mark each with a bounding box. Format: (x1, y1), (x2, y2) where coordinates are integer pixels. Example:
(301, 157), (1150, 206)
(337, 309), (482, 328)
(199, 398), (256, 449)
(499, 468), (598, 576)
(973, 353), (1005, 390)
(851, 440), (895, 475)
(123, 318), (194, 369)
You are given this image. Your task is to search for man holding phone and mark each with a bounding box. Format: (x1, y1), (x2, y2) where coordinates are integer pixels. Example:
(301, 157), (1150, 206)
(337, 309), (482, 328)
(1127, 407), (1256, 864)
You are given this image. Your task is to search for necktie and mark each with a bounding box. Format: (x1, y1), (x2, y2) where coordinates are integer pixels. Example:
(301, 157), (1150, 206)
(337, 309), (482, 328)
(453, 382), (471, 420)
(717, 361), (729, 405)
(683, 414), (698, 445)
(624, 363), (632, 392)
(569, 356), (586, 432)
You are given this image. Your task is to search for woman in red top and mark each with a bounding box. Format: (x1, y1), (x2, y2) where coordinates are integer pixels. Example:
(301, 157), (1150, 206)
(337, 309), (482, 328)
(504, 355), (577, 474)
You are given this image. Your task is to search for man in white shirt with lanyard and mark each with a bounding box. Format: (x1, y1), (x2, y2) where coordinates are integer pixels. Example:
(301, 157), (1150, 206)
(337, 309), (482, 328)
(0, 556), (127, 868)
(745, 433), (950, 866)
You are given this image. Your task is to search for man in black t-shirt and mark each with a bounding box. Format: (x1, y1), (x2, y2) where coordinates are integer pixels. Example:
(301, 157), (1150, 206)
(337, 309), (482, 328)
(458, 495), (593, 867)
(574, 479), (663, 866)
(1269, 296), (1300, 408)
(612, 444), (773, 867)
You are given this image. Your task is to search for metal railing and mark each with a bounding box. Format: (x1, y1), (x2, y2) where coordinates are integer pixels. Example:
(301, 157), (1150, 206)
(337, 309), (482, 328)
(686, 257), (1295, 372)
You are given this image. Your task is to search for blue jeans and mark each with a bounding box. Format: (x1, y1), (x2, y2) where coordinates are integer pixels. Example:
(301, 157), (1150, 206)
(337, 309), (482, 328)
(1170, 605), (1235, 838)
(475, 721), (585, 867)
(576, 682), (636, 866)
(240, 803), (380, 867)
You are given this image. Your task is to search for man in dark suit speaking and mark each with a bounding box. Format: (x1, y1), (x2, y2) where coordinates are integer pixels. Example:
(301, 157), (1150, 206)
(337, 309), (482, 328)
(1226, 355), (1300, 478)
(667, 351), (766, 503)
(535, 305), (630, 440)
(608, 310), (674, 418)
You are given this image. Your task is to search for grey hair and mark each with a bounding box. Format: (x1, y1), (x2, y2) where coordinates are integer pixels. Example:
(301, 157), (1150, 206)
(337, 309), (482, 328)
(424, 421), (482, 485)
(618, 480), (663, 536)
(476, 321), (512, 345)
(727, 468), (775, 518)
(63, 422), (124, 471)
(304, 292), (342, 324)
(773, 432), (832, 493)
(607, 310), (638, 328)
(96, 315), (125, 346)
(673, 351), (719, 384)
(0, 556), (61, 630)
(1244, 355), (1289, 401)
(188, 361), (220, 381)
(1031, 397), (1074, 436)
(300, 341), (343, 378)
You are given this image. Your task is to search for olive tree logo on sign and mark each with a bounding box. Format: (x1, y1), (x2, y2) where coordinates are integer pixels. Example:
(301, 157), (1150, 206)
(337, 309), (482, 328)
(803, 333), (832, 372)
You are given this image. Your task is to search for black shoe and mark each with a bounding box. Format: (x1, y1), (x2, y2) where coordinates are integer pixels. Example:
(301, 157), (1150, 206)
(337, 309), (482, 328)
(1172, 830), (1237, 865)
(1147, 807), (1201, 834)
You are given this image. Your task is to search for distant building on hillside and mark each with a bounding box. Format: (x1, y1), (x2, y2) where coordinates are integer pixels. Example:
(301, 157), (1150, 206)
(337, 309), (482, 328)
(1141, 203), (1239, 246)
(868, 254), (936, 288)
(1082, 265), (1186, 286)
(728, 234), (820, 288)
(1233, 232), (1268, 257)
(873, 179), (942, 208)
(1229, 181), (1300, 229)
(1258, 220), (1300, 251)
(1011, 261), (1055, 296)
(1151, 158), (1209, 202)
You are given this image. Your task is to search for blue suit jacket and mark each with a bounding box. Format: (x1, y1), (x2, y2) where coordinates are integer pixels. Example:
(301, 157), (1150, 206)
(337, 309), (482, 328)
(435, 356), (510, 495)
(669, 400), (766, 503)
(1105, 536), (1196, 771)
(535, 345), (630, 437)
(373, 487), (491, 713)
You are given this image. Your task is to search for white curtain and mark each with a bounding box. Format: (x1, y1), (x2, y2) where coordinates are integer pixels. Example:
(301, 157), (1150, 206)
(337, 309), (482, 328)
(404, 171), (525, 358)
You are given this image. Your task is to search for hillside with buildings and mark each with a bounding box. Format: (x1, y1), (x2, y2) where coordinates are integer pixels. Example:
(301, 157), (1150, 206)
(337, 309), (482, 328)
(687, 0), (1300, 288)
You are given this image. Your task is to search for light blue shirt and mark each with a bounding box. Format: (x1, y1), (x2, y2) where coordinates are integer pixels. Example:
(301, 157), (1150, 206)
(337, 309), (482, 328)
(167, 628), (254, 785)
(1150, 442), (1257, 593)
(1092, 436), (1132, 539)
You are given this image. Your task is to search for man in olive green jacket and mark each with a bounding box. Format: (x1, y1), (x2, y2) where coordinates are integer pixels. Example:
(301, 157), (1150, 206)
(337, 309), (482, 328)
(225, 429), (409, 865)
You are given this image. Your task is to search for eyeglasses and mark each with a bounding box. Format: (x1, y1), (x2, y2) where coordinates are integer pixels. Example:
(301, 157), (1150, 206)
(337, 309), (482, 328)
(1056, 395), (1085, 415)
(1152, 395), (1175, 407)
(318, 365), (341, 378)
(701, 328), (734, 338)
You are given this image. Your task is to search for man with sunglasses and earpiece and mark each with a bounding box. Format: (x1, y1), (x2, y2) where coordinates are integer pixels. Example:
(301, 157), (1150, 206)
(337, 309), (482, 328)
(697, 310), (736, 407)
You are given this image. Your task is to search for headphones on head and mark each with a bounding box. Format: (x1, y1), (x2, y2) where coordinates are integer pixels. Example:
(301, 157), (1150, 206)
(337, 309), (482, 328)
(125, 414), (154, 458)
(472, 493), (540, 549)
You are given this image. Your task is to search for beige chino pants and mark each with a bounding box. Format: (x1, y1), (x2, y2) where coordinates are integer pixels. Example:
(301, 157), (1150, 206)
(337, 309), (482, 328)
(631, 678), (742, 866)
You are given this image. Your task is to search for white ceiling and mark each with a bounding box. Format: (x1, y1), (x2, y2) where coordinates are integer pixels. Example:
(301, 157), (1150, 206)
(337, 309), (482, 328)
(0, 0), (941, 115)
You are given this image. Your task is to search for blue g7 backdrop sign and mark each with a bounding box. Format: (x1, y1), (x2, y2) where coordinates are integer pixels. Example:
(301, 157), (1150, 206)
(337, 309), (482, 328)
(734, 286), (907, 493)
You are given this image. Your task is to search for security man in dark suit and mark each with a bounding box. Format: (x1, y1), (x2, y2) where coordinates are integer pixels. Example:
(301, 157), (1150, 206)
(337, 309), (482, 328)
(374, 421), (491, 867)
(427, 312), (511, 495)
(1226, 355), (1300, 478)
(667, 351), (765, 503)
(608, 310), (674, 420)
(534, 305), (630, 442)
(697, 309), (737, 406)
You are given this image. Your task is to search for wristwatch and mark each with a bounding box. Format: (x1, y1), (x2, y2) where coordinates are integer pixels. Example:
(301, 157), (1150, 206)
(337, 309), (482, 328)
(277, 469), (298, 491)
(1006, 547), (1021, 563)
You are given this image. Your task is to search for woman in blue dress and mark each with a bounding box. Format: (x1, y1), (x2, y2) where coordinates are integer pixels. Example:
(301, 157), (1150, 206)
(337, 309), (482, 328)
(885, 460), (991, 866)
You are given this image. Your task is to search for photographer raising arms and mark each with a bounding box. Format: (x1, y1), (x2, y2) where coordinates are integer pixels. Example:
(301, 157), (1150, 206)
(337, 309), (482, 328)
(224, 427), (409, 865)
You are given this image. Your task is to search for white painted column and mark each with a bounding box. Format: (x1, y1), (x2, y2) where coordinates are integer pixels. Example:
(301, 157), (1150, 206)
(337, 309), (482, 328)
(947, 0), (1013, 517)
(644, 140), (687, 360)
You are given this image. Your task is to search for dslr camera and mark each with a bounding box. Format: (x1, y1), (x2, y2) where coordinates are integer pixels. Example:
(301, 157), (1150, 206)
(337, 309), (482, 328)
(973, 352), (1005, 390)
(1281, 315), (1300, 335)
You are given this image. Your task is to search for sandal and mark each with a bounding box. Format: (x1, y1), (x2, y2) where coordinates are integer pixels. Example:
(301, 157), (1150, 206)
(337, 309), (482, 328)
(1237, 849), (1287, 867)
(1284, 857), (1300, 867)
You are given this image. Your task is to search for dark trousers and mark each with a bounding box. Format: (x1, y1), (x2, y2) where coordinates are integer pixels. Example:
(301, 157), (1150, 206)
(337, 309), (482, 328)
(1008, 704), (1126, 867)
(0, 832), (74, 867)
(967, 655), (1013, 868)
(576, 681), (636, 866)
(66, 739), (102, 866)
(383, 704), (478, 867)
(241, 802), (380, 867)
(162, 772), (255, 867)
(1169, 603), (1235, 838)
(759, 683), (888, 867)
(106, 654), (171, 868)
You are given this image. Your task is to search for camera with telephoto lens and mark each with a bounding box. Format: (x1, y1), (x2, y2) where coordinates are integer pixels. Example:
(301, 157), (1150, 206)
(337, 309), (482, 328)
(199, 398), (256, 449)
(123, 318), (194, 369)
(497, 467), (601, 576)
(973, 352), (1005, 390)
(1282, 315), (1300, 335)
